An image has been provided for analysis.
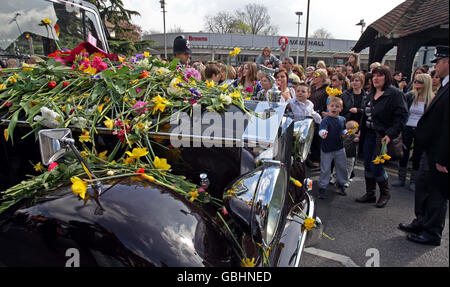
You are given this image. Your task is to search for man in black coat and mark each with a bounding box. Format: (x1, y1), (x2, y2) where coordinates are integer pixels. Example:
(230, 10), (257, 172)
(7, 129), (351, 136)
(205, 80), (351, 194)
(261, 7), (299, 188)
(399, 46), (449, 246)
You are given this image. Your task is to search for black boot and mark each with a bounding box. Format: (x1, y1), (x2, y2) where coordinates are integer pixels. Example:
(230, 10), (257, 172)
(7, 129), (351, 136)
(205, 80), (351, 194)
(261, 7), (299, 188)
(375, 179), (391, 208)
(356, 177), (377, 203)
(392, 167), (406, 187)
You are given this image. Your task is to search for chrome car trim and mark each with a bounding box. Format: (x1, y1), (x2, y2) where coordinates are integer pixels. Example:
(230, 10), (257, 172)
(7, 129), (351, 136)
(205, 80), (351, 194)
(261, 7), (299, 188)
(294, 191), (315, 267)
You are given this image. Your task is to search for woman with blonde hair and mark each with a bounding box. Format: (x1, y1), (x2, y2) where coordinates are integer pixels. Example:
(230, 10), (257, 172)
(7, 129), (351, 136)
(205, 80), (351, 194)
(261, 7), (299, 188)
(316, 60), (327, 70)
(392, 73), (434, 191)
(256, 46), (281, 68)
(293, 64), (306, 81)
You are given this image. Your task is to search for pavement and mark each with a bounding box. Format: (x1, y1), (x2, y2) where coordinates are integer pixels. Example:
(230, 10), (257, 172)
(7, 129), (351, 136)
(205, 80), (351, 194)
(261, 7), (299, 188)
(300, 159), (449, 267)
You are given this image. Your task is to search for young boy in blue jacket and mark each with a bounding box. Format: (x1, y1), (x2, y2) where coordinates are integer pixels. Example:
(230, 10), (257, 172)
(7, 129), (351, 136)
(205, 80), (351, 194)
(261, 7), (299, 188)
(317, 96), (349, 199)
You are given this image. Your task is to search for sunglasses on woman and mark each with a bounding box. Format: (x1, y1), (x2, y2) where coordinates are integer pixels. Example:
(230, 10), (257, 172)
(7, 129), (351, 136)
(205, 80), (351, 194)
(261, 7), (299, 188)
(414, 79), (424, 84)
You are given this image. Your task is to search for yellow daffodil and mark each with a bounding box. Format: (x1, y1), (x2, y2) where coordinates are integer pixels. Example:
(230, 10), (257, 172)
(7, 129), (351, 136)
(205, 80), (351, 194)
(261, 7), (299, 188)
(118, 56), (125, 62)
(125, 147), (149, 160)
(34, 162), (44, 173)
(103, 116), (114, 130)
(382, 154), (391, 161)
(372, 157), (382, 165)
(152, 95), (169, 115)
(229, 47), (241, 57)
(220, 83), (228, 90)
(97, 104), (104, 113)
(190, 80), (196, 86)
(141, 174), (155, 182)
(206, 80), (215, 89)
(230, 90), (241, 100)
(22, 63), (35, 71)
(244, 97), (251, 100)
(129, 79), (139, 85)
(153, 156), (171, 170)
(83, 65), (97, 75)
(80, 150), (89, 160)
(98, 150), (108, 161)
(304, 218), (316, 231)
(0, 84), (6, 90)
(70, 176), (88, 199)
(79, 131), (91, 143)
(41, 18), (52, 25)
(9, 77), (17, 84)
(3, 129), (8, 141)
(123, 157), (135, 165)
(188, 190), (199, 202)
(241, 257), (256, 267)
(143, 51), (150, 58)
(294, 180), (302, 188)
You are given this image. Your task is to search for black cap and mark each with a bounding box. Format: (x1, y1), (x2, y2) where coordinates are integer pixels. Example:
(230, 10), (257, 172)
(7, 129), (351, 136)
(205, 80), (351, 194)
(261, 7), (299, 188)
(173, 35), (192, 55)
(431, 45), (449, 63)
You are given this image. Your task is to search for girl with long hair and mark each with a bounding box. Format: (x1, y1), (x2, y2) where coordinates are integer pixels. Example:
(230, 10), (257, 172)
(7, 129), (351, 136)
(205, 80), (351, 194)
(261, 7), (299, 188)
(392, 73), (435, 191)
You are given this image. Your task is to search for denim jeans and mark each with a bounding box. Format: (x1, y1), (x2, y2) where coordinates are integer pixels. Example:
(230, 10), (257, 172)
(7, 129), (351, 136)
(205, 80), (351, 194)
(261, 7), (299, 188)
(364, 130), (388, 182)
(399, 125), (423, 170)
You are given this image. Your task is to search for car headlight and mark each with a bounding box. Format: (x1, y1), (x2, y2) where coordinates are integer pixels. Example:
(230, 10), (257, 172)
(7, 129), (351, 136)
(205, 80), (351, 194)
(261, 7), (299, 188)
(293, 118), (314, 161)
(224, 162), (288, 247)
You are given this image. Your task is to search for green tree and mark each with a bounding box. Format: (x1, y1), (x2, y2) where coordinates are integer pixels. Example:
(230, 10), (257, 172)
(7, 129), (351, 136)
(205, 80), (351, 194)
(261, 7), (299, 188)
(85, 0), (140, 37)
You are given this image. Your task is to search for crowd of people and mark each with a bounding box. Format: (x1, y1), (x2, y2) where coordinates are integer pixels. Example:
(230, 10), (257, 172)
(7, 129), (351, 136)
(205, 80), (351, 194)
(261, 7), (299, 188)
(173, 36), (448, 247)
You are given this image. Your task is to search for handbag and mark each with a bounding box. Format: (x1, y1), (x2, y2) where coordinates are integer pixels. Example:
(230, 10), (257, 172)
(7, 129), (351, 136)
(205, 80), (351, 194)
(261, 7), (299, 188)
(375, 132), (404, 161)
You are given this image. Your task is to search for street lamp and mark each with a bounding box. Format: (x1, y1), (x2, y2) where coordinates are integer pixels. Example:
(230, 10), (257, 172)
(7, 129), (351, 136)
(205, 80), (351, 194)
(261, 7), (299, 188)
(160, 0), (167, 59)
(303, 0), (310, 67)
(295, 11), (303, 64)
(356, 19), (366, 35)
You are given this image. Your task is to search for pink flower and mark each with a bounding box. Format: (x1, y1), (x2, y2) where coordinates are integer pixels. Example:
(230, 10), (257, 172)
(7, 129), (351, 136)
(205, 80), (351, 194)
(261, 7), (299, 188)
(48, 162), (58, 171)
(245, 86), (253, 93)
(4, 102), (12, 107)
(113, 129), (126, 143)
(183, 68), (202, 81)
(132, 101), (148, 114)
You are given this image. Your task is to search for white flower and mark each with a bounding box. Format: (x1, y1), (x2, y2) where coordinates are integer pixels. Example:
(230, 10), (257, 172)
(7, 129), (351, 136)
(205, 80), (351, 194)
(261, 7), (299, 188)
(219, 94), (232, 105)
(134, 58), (150, 69)
(106, 170), (115, 176)
(167, 78), (185, 96)
(71, 117), (88, 129)
(151, 66), (170, 75)
(34, 107), (61, 128)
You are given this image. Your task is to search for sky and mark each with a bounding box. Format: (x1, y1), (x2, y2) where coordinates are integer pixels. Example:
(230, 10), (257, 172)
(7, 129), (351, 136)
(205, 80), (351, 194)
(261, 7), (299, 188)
(124, 0), (405, 41)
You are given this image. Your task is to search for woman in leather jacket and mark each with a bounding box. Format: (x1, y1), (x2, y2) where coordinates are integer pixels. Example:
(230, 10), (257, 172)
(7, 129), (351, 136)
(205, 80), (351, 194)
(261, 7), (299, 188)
(356, 66), (408, 208)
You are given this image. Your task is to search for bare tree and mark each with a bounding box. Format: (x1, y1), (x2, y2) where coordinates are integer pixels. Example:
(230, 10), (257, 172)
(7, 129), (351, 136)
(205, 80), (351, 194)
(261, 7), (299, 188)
(311, 28), (334, 39)
(261, 25), (279, 36)
(236, 4), (275, 35)
(169, 26), (184, 33)
(204, 12), (236, 34)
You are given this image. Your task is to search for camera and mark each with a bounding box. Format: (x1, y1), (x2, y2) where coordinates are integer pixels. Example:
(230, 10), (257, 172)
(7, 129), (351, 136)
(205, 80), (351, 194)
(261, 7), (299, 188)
(401, 76), (408, 82)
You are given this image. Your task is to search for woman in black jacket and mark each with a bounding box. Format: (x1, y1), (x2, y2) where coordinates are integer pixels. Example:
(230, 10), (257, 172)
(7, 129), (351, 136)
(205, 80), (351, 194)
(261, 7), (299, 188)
(342, 72), (367, 123)
(356, 66), (408, 208)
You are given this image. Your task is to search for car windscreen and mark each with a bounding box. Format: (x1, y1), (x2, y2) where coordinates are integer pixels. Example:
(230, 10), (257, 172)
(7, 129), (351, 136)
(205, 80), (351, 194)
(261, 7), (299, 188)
(0, 0), (106, 60)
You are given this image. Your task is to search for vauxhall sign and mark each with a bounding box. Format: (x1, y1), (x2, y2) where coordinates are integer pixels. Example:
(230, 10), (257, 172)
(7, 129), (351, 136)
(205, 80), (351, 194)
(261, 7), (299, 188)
(288, 39), (325, 47)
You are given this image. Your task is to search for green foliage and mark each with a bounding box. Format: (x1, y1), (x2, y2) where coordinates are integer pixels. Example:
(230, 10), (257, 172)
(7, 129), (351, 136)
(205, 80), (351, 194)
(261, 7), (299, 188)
(109, 39), (155, 56)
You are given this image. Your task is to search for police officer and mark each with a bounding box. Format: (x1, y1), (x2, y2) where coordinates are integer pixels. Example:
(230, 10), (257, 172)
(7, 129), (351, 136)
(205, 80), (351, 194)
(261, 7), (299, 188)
(399, 46), (449, 246)
(173, 35), (191, 67)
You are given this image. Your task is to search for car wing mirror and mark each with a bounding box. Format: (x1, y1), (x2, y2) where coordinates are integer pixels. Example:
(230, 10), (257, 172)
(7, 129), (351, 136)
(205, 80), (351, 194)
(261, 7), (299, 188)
(38, 128), (73, 165)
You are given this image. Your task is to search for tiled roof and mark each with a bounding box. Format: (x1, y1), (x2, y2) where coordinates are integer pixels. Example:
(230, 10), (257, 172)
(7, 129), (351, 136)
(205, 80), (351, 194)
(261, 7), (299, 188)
(353, 0), (449, 52)
(370, 0), (448, 38)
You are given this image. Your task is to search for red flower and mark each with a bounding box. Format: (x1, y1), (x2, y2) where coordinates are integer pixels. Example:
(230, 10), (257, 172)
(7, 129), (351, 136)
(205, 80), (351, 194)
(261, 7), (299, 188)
(48, 162), (58, 171)
(48, 81), (57, 89)
(135, 168), (145, 174)
(4, 102), (12, 107)
(140, 71), (150, 79)
(221, 206), (229, 216)
(63, 81), (70, 88)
